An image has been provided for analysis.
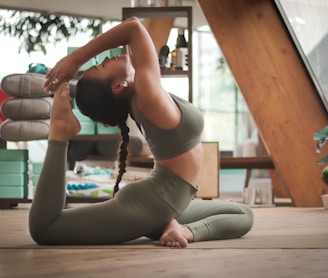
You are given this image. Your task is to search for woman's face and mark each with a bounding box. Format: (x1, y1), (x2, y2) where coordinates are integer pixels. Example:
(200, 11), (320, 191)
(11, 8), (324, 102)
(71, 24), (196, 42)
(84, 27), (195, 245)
(83, 54), (133, 81)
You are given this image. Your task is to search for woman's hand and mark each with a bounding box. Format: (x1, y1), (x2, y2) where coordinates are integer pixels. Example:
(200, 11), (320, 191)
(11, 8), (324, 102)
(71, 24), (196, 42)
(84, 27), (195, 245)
(43, 55), (81, 92)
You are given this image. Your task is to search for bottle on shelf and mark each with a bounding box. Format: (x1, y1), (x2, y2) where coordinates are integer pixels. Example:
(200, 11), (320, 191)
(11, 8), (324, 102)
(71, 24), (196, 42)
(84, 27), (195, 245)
(171, 28), (188, 71)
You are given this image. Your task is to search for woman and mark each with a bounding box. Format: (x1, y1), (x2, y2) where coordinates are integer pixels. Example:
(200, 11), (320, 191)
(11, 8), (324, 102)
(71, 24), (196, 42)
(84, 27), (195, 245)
(30, 17), (253, 247)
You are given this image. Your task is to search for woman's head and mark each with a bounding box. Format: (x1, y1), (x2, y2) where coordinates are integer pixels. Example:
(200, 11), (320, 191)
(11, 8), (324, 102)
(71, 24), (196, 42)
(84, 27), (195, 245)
(75, 54), (134, 126)
(75, 77), (129, 126)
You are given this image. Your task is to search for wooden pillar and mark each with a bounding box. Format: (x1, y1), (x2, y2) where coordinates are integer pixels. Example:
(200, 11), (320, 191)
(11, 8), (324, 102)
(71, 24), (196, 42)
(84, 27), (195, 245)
(198, 0), (328, 206)
(259, 134), (290, 198)
(143, 18), (174, 54)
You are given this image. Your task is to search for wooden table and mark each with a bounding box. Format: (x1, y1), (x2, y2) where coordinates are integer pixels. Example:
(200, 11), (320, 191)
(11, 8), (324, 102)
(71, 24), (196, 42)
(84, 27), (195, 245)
(0, 196), (110, 209)
(129, 155), (274, 169)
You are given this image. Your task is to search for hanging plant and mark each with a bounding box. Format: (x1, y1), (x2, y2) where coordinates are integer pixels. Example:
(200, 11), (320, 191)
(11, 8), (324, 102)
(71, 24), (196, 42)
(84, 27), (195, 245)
(0, 9), (102, 54)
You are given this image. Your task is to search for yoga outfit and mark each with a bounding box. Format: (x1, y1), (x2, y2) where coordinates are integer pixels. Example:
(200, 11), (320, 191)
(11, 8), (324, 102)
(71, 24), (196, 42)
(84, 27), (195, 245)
(29, 93), (253, 245)
(132, 94), (204, 160)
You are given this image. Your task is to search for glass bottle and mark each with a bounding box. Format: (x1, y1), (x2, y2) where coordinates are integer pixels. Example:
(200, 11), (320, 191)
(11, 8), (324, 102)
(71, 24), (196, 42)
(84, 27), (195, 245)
(171, 28), (188, 70)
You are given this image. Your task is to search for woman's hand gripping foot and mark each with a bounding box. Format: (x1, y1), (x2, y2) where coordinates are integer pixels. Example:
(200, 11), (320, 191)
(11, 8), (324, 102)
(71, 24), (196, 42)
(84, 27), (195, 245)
(159, 219), (194, 248)
(49, 82), (81, 142)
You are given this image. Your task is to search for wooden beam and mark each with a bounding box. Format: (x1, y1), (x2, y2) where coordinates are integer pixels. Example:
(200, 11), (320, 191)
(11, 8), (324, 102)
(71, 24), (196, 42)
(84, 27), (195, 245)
(259, 133), (290, 198)
(198, 0), (328, 206)
(143, 18), (175, 54)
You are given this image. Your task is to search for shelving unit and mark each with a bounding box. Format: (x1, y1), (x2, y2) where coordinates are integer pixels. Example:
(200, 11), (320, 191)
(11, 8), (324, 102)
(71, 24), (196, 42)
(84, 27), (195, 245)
(122, 6), (193, 102)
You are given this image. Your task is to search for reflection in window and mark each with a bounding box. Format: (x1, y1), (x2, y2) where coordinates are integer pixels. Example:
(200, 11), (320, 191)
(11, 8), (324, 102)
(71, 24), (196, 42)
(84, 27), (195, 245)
(277, 0), (328, 109)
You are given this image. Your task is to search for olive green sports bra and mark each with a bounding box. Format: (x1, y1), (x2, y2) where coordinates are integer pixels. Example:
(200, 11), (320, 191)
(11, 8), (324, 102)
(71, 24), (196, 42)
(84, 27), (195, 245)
(132, 94), (204, 160)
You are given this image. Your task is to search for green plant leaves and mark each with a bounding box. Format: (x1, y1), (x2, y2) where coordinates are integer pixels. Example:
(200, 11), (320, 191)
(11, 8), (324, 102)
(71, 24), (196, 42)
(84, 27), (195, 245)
(314, 126), (328, 153)
(317, 154), (328, 164)
(0, 9), (102, 54)
(322, 165), (328, 184)
(314, 126), (328, 140)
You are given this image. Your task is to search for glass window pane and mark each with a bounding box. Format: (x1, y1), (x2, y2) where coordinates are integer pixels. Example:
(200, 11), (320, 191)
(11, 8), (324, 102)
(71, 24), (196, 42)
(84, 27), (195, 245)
(277, 0), (328, 109)
(193, 29), (253, 151)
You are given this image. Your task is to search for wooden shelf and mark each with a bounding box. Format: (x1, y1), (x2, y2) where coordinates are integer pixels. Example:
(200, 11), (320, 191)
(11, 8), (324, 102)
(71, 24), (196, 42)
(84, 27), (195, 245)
(122, 7), (191, 18)
(123, 6), (193, 102)
(161, 70), (189, 76)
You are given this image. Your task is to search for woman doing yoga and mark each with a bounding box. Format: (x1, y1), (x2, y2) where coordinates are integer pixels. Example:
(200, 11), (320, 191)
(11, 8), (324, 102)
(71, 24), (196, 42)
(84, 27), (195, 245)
(29, 17), (253, 247)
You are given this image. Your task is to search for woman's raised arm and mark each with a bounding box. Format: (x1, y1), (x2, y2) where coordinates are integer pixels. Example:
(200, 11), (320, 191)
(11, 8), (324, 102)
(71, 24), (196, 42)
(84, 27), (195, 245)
(44, 17), (160, 92)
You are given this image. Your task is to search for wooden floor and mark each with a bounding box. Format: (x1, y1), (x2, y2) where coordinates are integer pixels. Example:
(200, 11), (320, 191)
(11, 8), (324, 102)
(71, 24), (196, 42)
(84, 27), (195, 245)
(1, 197), (328, 278)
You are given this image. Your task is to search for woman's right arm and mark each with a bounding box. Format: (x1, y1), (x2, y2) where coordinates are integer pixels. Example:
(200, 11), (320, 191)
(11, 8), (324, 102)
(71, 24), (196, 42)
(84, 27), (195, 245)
(44, 17), (159, 91)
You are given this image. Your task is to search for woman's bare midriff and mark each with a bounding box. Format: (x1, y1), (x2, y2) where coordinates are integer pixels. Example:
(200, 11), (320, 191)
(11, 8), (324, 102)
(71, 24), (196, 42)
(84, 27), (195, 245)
(155, 143), (203, 187)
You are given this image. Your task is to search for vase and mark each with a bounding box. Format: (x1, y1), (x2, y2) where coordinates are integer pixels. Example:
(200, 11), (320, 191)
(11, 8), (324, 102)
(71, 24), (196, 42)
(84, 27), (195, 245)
(321, 194), (328, 209)
(243, 188), (274, 207)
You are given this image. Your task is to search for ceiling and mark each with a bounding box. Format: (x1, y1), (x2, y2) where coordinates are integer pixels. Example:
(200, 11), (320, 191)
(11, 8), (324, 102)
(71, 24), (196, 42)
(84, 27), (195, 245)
(0, 0), (208, 29)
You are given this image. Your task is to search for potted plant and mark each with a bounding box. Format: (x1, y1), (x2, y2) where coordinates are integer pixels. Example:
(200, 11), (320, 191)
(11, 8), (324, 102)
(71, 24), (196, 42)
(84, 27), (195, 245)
(314, 126), (328, 209)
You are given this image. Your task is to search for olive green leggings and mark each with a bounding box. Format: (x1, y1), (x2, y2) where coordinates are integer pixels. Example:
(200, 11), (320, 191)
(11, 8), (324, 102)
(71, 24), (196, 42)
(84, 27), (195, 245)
(29, 140), (254, 245)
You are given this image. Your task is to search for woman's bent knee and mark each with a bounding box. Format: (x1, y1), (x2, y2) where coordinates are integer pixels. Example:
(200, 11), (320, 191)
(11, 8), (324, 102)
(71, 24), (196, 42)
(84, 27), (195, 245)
(241, 205), (254, 236)
(29, 217), (50, 245)
(29, 225), (46, 245)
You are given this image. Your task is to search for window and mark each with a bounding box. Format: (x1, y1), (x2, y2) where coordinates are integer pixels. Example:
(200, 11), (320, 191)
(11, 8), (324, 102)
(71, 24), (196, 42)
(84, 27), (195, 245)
(193, 28), (253, 152)
(277, 0), (328, 110)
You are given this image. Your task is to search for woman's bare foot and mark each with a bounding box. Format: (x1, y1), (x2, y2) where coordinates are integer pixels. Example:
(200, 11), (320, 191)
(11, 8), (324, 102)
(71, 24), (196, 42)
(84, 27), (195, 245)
(49, 83), (81, 141)
(159, 219), (193, 248)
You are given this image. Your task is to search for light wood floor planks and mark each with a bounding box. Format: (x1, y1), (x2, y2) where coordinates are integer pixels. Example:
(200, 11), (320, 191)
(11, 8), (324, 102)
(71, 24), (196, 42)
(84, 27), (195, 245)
(1, 204), (328, 277)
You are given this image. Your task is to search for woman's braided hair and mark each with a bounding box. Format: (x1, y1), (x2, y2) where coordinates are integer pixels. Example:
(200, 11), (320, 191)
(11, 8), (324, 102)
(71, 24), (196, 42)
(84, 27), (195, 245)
(113, 123), (129, 196)
(75, 77), (130, 197)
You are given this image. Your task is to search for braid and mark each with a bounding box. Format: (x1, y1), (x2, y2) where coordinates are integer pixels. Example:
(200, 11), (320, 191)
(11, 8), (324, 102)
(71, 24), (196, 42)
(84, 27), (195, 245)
(113, 122), (130, 197)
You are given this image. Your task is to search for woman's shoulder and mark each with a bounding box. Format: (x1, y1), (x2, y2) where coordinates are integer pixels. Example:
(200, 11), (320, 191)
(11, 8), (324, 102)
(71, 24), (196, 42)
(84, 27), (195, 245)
(132, 88), (181, 129)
